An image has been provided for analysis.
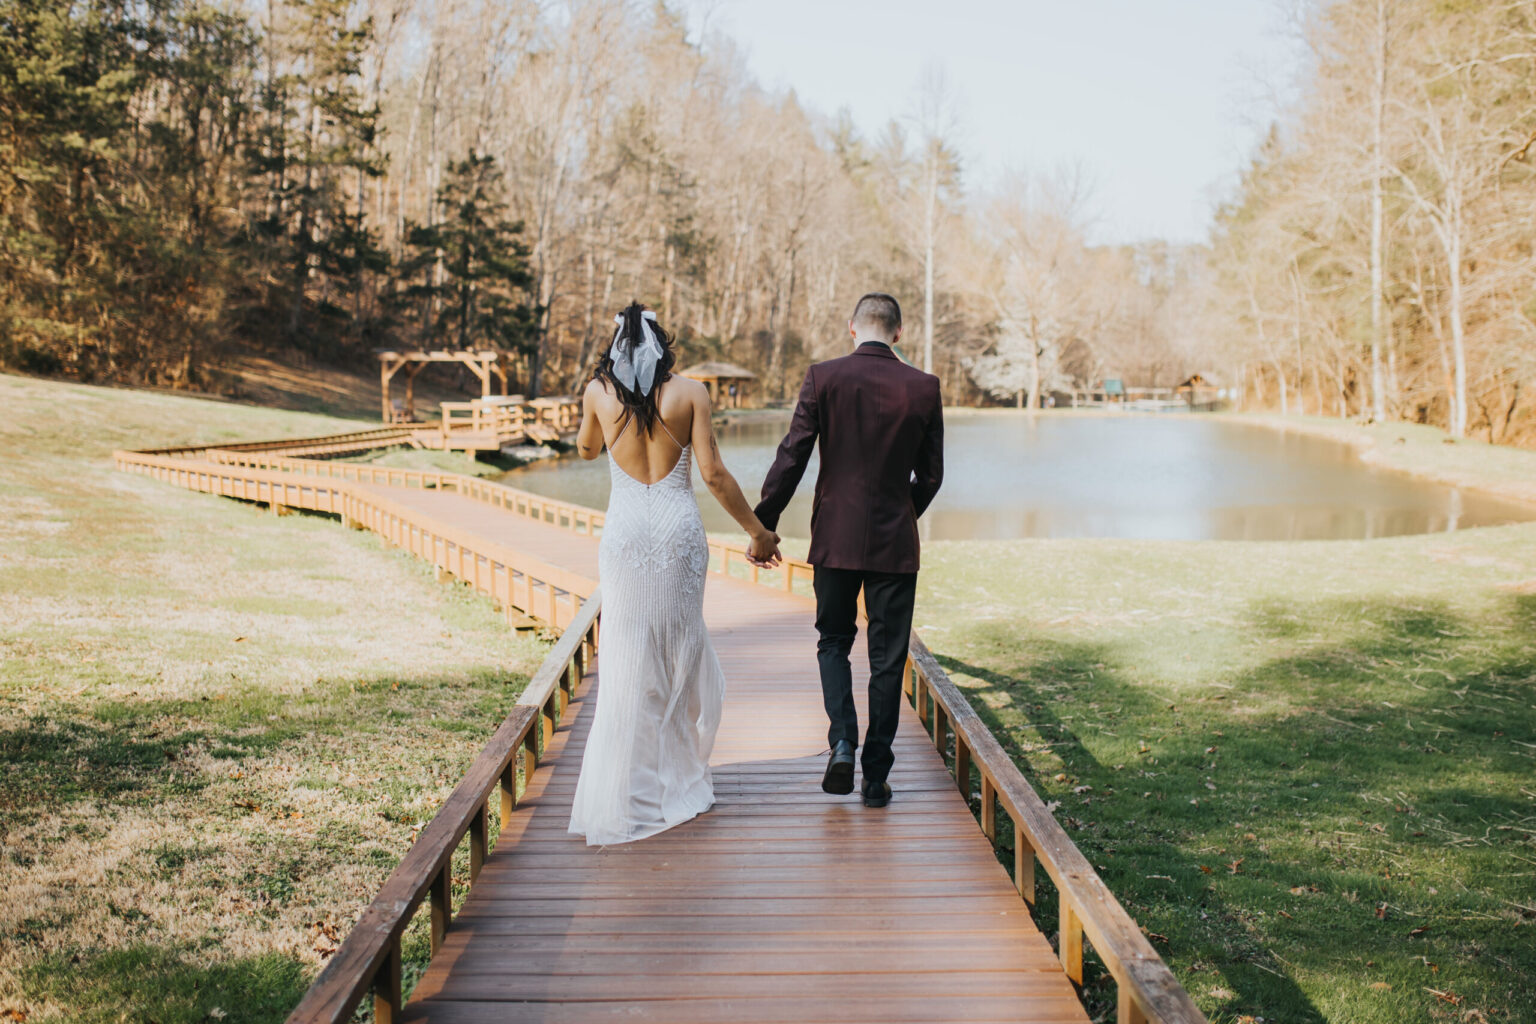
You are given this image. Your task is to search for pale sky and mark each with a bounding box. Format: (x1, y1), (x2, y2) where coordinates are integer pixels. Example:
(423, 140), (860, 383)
(684, 0), (1305, 246)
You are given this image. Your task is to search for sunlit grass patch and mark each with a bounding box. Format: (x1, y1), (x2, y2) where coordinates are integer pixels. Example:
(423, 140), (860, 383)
(0, 373), (547, 1021)
(922, 528), (1536, 1024)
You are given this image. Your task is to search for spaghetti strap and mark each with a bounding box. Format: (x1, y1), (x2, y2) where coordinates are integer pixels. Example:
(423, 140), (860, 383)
(656, 415), (686, 451)
(612, 411), (635, 445)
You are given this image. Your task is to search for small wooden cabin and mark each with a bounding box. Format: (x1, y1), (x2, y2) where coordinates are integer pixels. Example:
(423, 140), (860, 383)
(679, 361), (757, 409)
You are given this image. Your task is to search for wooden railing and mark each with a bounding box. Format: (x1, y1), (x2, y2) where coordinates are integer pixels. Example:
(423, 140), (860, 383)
(904, 634), (1205, 1024)
(285, 591), (602, 1024)
(200, 448), (609, 536)
(438, 397), (580, 442)
(214, 426), (420, 457)
(113, 449), (591, 629)
(439, 400), (525, 440)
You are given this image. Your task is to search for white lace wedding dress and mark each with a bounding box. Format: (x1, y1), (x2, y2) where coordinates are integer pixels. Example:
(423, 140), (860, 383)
(567, 421), (725, 845)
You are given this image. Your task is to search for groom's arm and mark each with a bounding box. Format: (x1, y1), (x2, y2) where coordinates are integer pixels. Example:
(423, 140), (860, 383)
(754, 367), (819, 532)
(911, 379), (944, 518)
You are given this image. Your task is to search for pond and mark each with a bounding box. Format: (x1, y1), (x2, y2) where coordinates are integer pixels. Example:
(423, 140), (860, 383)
(497, 412), (1536, 541)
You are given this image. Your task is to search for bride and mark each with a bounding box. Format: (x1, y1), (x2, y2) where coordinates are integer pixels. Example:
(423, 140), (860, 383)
(567, 302), (782, 845)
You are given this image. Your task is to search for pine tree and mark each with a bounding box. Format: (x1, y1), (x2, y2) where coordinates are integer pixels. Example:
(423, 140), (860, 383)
(391, 153), (537, 363)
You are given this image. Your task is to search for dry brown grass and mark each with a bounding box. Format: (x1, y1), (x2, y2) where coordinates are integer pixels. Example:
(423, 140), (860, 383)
(0, 373), (547, 1022)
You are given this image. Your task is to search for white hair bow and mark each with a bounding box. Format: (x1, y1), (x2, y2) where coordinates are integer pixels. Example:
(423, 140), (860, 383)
(609, 311), (663, 396)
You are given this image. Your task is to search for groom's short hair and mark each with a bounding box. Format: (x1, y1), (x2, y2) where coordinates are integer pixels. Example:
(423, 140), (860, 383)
(851, 292), (901, 338)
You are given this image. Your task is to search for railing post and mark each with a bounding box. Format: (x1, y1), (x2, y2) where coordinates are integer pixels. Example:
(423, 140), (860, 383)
(429, 866), (450, 954)
(980, 774), (997, 840)
(1060, 898), (1084, 985)
(373, 940), (402, 1024)
(501, 761), (518, 822)
(469, 800), (488, 881)
(1013, 816), (1036, 904)
(523, 717), (540, 768)
(955, 736), (971, 799)
(1118, 986), (1149, 1024)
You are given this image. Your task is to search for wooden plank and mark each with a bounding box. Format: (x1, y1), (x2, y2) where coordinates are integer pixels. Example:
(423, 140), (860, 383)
(411, 971), (1071, 1002)
(400, 995), (1088, 1024)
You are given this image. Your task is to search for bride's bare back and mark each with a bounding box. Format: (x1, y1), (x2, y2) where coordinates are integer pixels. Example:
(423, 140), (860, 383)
(585, 377), (698, 485)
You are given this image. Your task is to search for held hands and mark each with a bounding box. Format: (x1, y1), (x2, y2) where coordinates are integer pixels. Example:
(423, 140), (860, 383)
(746, 529), (782, 568)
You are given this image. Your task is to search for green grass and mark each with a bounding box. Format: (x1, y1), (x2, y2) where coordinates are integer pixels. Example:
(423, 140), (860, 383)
(0, 373), (548, 1022)
(919, 524), (1536, 1024)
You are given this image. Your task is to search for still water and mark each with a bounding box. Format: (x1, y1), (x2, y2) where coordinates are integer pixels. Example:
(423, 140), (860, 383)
(498, 412), (1535, 541)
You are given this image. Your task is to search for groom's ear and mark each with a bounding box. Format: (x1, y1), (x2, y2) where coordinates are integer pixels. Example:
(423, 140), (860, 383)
(848, 319), (857, 339)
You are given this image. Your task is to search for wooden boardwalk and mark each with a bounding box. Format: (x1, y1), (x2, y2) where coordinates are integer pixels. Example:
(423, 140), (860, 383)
(406, 569), (1087, 1024)
(115, 435), (1204, 1024)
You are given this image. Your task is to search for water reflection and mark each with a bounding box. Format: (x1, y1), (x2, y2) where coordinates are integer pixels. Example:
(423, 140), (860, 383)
(498, 413), (1534, 541)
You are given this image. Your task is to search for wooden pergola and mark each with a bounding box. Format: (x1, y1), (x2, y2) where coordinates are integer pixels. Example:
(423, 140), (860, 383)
(679, 360), (757, 409)
(375, 349), (512, 423)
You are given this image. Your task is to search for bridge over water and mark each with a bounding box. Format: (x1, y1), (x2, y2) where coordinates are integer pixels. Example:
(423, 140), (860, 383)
(115, 428), (1204, 1024)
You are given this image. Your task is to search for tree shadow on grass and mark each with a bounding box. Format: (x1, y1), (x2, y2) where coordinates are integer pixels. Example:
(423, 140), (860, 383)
(0, 707), (296, 822)
(22, 943), (309, 1024)
(932, 594), (1536, 1023)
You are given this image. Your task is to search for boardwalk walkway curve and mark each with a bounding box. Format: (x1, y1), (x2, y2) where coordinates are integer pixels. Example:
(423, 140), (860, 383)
(114, 429), (1206, 1024)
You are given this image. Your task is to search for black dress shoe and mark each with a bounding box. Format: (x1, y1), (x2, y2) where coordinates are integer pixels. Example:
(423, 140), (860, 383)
(822, 740), (855, 795)
(861, 778), (892, 808)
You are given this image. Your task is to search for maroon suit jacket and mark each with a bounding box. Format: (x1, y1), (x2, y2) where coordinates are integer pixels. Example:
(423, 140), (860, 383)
(755, 342), (944, 573)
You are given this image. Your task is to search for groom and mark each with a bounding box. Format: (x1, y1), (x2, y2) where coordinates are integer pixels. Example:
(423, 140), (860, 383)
(754, 293), (944, 807)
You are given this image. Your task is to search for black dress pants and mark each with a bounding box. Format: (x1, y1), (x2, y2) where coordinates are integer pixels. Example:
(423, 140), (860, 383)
(812, 566), (918, 786)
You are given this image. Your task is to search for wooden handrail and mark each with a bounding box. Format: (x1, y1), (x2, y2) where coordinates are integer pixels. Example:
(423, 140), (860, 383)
(113, 449), (591, 628)
(905, 634), (1206, 1024)
(286, 592), (601, 1024)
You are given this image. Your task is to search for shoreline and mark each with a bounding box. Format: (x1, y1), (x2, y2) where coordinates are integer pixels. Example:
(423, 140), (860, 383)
(1215, 411), (1536, 509)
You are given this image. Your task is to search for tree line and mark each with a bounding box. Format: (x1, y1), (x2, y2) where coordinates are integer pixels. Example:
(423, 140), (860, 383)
(0, 0), (1194, 408)
(3, 0), (1535, 447)
(1203, 0), (1536, 443)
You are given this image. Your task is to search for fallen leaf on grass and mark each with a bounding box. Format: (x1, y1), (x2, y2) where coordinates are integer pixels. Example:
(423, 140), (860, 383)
(1425, 988), (1462, 1005)
(1198, 864), (1213, 874)
(1408, 925), (1430, 938)
(233, 637), (246, 643)
(1368, 982), (1392, 991)
(1375, 904), (1388, 920)
(233, 798), (260, 811)
(1227, 858), (1244, 874)
(310, 921), (340, 957)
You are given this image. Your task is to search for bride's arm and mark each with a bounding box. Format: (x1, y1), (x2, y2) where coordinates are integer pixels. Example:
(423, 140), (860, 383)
(688, 382), (781, 565)
(575, 380), (606, 461)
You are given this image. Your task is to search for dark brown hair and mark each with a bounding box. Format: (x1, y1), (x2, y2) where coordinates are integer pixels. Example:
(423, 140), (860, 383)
(590, 301), (676, 437)
(851, 292), (902, 337)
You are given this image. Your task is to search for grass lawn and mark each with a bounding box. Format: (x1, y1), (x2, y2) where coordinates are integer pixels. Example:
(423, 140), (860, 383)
(0, 374), (548, 1022)
(919, 519), (1536, 1023)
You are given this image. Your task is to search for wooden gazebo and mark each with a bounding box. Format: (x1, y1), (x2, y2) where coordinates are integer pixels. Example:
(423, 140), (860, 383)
(679, 361), (757, 409)
(375, 349), (512, 422)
